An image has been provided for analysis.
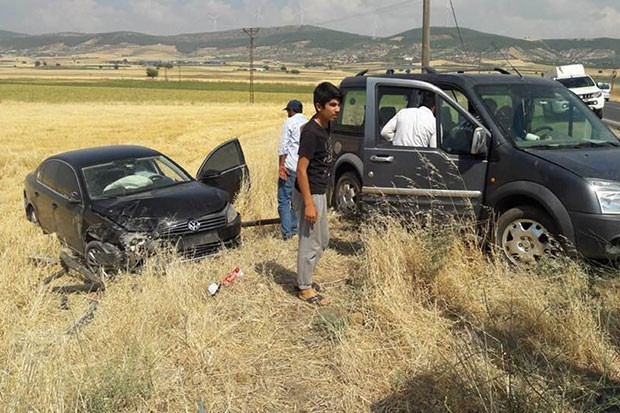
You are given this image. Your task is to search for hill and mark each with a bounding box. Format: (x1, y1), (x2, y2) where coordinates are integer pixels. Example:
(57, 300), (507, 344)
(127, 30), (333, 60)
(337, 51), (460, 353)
(0, 25), (617, 68)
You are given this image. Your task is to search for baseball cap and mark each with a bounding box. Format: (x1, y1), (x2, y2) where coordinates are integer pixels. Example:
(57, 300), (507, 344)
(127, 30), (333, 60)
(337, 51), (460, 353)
(283, 99), (303, 112)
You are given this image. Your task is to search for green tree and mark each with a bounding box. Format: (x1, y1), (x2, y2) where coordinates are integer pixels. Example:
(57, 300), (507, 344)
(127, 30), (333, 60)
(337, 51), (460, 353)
(34, 61), (41, 67)
(146, 67), (159, 79)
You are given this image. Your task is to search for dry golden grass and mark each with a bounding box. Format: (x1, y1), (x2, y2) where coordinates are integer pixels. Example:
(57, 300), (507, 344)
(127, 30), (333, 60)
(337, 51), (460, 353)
(1, 95), (620, 412)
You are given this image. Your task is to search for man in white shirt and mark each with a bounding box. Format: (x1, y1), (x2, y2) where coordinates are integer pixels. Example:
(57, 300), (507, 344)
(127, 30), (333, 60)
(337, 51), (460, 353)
(278, 99), (307, 240)
(380, 92), (437, 147)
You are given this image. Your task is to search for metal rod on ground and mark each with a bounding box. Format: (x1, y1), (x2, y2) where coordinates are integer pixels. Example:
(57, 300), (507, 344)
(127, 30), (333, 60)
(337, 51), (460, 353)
(241, 218), (281, 228)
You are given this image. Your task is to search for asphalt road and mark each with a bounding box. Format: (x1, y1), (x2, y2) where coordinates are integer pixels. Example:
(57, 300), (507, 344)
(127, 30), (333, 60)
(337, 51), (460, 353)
(604, 101), (620, 129)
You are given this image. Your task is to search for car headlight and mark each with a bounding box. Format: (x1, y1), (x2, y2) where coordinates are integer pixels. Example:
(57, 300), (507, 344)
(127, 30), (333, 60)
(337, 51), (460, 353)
(593, 91), (602, 98)
(121, 232), (151, 252)
(225, 204), (238, 223)
(588, 179), (620, 214)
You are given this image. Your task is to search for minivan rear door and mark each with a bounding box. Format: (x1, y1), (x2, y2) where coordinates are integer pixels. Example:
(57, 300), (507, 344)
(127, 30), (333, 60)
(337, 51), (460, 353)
(196, 138), (249, 202)
(361, 78), (490, 218)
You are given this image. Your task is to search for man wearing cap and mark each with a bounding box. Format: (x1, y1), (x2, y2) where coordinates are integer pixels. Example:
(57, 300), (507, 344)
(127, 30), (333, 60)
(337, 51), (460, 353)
(278, 99), (307, 240)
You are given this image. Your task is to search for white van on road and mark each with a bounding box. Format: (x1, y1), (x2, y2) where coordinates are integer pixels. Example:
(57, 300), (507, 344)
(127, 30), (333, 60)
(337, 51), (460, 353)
(546, 64), (605, 118)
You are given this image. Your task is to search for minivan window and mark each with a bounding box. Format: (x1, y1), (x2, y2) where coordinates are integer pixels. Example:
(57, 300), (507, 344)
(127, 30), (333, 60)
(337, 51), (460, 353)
(477, 84), (618, 149)
(556, 76), (595, 89)
(376, 86), (413, 134)
(334, 88), (365, 134)
(438, 98), (477, 155)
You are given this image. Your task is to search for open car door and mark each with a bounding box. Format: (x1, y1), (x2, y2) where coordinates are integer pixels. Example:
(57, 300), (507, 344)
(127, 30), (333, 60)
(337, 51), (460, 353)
(196, 138), (249, 202)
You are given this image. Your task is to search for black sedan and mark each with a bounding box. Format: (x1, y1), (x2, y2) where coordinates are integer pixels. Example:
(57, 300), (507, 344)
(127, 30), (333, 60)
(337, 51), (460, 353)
(23, 139), (248, 273)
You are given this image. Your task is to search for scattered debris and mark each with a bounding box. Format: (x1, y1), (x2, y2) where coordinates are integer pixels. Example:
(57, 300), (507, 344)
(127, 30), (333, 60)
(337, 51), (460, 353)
(66, 294), (99, 335)
(29, 254), (59, 267)
(207, 267), (243, 297)
(38, 250), (105, 294)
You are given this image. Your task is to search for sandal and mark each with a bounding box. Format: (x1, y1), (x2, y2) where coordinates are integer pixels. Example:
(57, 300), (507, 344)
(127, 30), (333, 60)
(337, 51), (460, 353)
(299, 291), (331, 306)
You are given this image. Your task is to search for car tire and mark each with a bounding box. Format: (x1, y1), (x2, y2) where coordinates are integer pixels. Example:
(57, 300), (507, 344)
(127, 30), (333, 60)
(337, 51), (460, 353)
(26, 205), (39, 226)
(333, 171), (361, 217)
(85, 240), (122, 277)
(496, 206), (564, 265)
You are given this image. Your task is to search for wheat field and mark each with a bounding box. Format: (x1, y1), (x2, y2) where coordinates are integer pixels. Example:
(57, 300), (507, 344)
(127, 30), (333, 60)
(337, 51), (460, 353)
(1, 79), (620, 412)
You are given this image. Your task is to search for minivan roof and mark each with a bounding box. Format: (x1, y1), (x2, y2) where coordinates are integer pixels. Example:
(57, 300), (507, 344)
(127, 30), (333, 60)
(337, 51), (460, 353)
(340, 73), (559, 90)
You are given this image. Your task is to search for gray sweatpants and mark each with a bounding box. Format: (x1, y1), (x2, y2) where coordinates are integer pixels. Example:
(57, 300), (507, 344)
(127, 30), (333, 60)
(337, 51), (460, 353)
(292, 190), (329, 290)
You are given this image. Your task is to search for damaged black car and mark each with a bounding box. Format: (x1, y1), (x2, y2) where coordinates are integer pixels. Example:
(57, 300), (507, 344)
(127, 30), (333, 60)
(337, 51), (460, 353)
(23, 139), (248, 273)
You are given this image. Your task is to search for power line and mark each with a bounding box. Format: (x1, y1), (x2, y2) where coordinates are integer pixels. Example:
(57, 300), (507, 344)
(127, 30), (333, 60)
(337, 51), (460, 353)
(313, 0), (422, 28)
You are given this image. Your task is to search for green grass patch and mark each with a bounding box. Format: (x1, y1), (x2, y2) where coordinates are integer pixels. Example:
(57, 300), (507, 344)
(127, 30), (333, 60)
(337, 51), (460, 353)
(0, 78), (315, 104)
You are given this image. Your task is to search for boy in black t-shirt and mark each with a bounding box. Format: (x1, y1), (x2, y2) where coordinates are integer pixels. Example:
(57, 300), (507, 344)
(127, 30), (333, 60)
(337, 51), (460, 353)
(292, 82), (342, 306)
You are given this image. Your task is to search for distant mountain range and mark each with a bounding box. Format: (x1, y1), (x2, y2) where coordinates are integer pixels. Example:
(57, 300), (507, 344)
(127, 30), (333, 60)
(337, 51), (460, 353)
(0, 25), (618, 68)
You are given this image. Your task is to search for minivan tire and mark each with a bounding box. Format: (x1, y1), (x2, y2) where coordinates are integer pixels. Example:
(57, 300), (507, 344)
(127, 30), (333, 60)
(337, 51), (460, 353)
(496, 205), (563, 264)
(333, 171), (361, 217)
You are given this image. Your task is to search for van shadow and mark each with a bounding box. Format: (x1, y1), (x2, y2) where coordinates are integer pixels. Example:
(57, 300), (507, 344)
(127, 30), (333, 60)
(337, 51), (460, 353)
(328, 237), (363, 256)
(255, 260), (298, 297)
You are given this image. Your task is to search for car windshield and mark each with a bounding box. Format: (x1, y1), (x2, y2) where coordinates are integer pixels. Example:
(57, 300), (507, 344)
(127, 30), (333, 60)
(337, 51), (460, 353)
(555, 76), (594, 88)
(476, 82), (619, 149)
(83, 155), (191, 199)
(599, 83), (610, 90)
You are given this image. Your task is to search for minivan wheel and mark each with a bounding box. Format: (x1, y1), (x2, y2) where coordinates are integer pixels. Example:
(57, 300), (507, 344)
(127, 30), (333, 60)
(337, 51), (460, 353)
(334, 172), (361, 216)
(496, 206), (562, 265)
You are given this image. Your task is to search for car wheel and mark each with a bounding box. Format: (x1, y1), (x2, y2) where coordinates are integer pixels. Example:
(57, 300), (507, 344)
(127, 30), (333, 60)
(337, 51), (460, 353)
(85, 240), (122, 278)
(496, 206), (563, 265)
(26, 205), (39, 226)
(333, 171), (361, 216)
(594, 108), (603, 119)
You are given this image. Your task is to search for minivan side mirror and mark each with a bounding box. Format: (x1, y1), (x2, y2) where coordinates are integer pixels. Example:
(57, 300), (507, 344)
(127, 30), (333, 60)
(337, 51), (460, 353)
(471, 127), (489, 155)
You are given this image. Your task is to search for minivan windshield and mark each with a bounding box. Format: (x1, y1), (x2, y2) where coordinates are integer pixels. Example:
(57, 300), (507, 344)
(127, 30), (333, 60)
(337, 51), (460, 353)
(555, 76), (595, 88)
(476, 83), (618, 149)
(83, 155), (191, 199)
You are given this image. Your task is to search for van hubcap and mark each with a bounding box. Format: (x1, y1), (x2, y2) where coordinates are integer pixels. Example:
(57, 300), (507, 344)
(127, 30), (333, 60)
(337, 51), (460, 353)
(502, 219), (556, 264)
(338, 182), (357, 211)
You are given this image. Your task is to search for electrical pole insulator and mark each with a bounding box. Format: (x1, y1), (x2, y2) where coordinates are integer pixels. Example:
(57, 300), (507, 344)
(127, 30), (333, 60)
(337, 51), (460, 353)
(243, 28), (259, 104)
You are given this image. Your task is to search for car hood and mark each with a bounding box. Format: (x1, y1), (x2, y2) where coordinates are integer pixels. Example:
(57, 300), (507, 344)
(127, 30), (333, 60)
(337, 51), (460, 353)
(569, 86), (599, 95)
(526, 147), (620, 181)
(91, 181), (228, 231)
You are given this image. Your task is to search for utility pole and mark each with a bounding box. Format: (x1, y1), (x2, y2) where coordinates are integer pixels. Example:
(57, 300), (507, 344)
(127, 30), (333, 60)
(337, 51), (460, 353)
(422, 0), (431, 68)
(243, 28), (259, 103)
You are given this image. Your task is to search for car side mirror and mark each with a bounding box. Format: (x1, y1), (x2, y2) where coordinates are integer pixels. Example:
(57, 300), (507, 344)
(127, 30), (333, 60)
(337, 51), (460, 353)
(471, 127), (489, 155)
(67, 191), (81, 204)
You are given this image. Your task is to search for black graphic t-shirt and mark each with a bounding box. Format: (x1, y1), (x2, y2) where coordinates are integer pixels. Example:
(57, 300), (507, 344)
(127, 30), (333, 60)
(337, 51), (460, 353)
(295, 119), (330, 195)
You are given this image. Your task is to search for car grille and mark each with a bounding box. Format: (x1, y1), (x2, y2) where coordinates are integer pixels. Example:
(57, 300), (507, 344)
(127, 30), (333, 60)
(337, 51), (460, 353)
(580, 93), (594, 100)
(155, 214), (227, 238)
(179, 236), (240, 260)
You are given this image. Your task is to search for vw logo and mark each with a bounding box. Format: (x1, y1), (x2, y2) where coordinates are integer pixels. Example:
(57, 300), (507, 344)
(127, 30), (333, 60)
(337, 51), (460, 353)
(187, 220), (201, 232)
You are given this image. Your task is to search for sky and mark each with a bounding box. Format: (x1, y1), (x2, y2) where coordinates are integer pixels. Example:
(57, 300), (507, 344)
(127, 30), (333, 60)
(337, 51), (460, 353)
(0, 0), (618, 40)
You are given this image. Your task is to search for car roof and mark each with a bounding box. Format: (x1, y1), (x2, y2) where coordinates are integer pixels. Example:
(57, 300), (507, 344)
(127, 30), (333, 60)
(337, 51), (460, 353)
(340, 72), (559, 89)
(48, 145), (164, 169)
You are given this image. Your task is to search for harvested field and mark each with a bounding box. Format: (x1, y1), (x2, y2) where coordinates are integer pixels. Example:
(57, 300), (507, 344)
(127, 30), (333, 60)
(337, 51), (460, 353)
(1, 81), (620, 412)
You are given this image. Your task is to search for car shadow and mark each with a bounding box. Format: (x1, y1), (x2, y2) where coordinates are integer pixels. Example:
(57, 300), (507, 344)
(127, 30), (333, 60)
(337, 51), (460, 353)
(255, 260), (298, 297)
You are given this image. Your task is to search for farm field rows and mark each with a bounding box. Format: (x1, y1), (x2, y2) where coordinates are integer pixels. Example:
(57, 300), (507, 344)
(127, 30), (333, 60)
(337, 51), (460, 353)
(1, 77), (620, 411)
